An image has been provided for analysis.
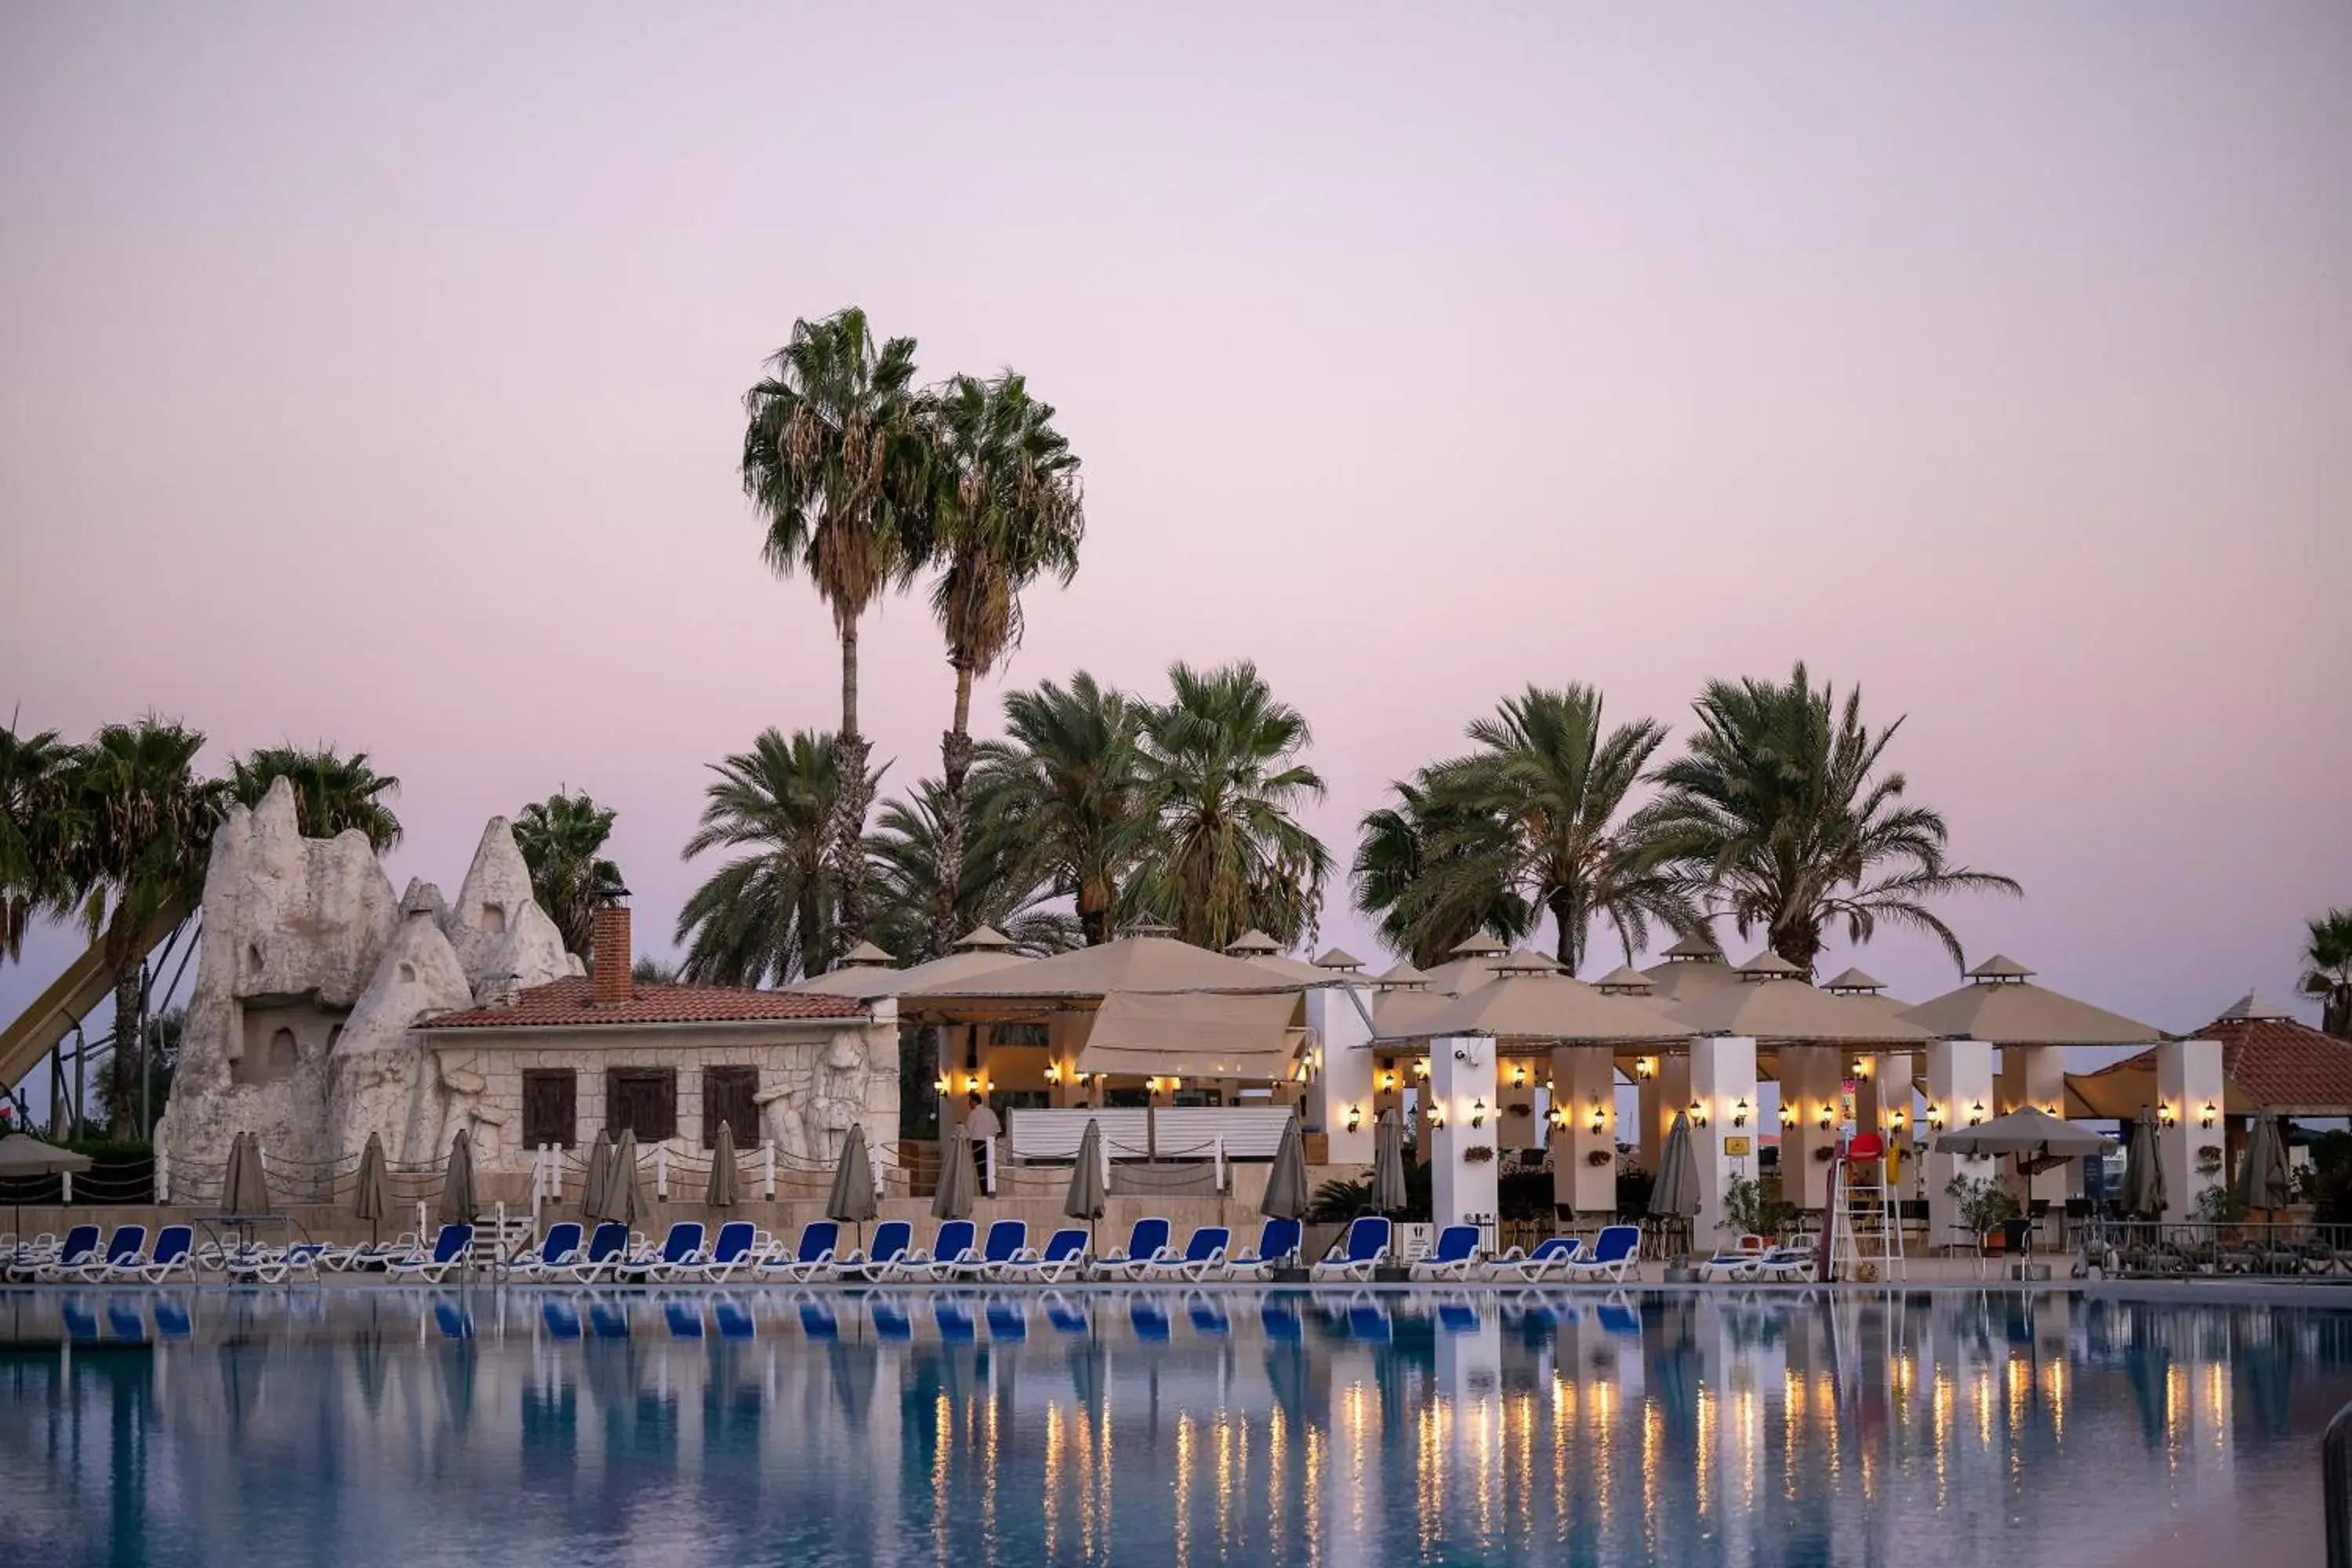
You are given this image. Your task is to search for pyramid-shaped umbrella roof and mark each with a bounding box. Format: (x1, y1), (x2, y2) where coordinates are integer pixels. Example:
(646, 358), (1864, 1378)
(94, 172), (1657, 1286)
(1376, 970), (1688, 1045)
(1899, 956), (2159, 1046)
(902, 931), (1311, 1018)
(1673, 971), (1930, 1044)
(793, 944), (1031, 999)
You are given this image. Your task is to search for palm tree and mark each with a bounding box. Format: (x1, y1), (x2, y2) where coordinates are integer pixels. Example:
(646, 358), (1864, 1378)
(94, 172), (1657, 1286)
(968, 673), (1149, 946)
(512, 793), (626, 960)
(675, 729), (862, 986)
(1360, 686), (1693, 972)
(2303, 908), (2352, 1040)
(869, 777), (1083, 961)
(1134, 660), (1332, 950)
(0, 719), (74, 964)
(227, 745), (402, 850)
(61, 719), (225, 1134)
(1638, 662), (2020, 971)
(917, 371), (1085, 959)
(1351, 777), (1536, 967)
(741, 308), (927, 953)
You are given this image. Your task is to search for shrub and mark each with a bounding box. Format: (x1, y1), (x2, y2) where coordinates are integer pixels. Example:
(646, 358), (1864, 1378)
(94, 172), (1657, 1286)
(1944, 1174), (2020, 1235)
(1723, 1174), (1796, 1239)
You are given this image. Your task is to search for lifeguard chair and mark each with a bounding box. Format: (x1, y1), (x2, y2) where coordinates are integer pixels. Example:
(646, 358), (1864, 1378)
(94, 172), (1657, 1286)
(1828, 1132), (1906, 1282)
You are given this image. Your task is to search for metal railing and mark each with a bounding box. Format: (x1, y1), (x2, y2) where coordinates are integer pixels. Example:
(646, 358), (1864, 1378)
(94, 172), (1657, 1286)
(2326, 1399), (2352, 1568)
(2076, 1218), (2352, 1278)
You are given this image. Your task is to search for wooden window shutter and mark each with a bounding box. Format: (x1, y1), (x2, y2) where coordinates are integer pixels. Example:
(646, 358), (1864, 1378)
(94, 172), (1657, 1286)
(703, 1066), (759, 1148)
(521, 1069), (577, 1148)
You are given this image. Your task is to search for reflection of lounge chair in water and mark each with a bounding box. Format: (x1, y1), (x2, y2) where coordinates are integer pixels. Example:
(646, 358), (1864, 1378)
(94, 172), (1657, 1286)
(107, 1299), (148, 1341)
(1595, 1296), (1641, 1338)
(869, 1297), (913, 1341)
(1129, 1297), (1171, 1341)
(796, 1296), (840, 1341)
(663, 1301), (705, 1338)
(434, 1300), (474, 1339)
(154, 1297), (194, 1339)
(985, 1300), (1029, 1341)
(1345, 1296), (1392, 1343)
(587, 1300), (631, 1339)
(1186, 1293), (1231, 1337)
(542, 1300), (583, 1340)
(1438, 1301), (1481, 1334)
(1042, 1294), (1090, 1335)
(1260, 1299), (1305, 1341)
(935, 1298), (978, 1341)
(713, 1298), (757, 1339)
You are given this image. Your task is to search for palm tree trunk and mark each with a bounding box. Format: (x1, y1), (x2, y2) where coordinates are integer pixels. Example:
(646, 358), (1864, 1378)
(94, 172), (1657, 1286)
(2327, 986), (2352, 1043)
(109, 964), (142, 1138)
(829, 620), (873, 950)
(928, 662), (977, 962)
(1549, 890), (1583, 974)
(1772, 919), (1824, 975)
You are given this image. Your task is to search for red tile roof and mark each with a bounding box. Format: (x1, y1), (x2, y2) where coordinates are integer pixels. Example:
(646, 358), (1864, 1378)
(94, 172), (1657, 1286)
(419, 976), (867, 1030)
(2082, 1011), (2352, 1116)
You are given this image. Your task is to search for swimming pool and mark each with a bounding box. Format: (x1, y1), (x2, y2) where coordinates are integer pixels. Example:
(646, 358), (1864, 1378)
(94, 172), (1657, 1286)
(3, 1286), (2343, 1566)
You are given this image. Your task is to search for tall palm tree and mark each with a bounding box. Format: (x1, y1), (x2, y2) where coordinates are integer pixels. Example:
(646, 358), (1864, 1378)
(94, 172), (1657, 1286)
(0, 719), (74, 964)
(1134, 661), (1332, 950)
(61, 719), (225, 1134)
(228, 744), (402, 850)
(1638, 662), (2020, 971)
(512, 793), (626, 960)
(1361, 686), (1693, 972)
(869, 776), (1083, 961)
(741, 308), (927, 953)
(918, 371), (1085, 959)
(1351, 777), (1536, 967)
(2303, 907), (2352, 1041)
(968, 673), (1148, 946)
(675, 729), (862, 986)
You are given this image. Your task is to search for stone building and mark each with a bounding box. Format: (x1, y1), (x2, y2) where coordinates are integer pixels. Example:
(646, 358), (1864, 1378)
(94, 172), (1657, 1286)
(155, 778), (898, 1186)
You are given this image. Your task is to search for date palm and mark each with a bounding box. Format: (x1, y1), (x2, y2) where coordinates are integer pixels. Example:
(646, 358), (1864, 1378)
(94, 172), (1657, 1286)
(512, 792), (626, 960)
(1351, 777), (1535, 967)
(869, 777), (1083, 962)
(742, 307), (927, 953)
(1639, 662), (2020, 971)
(1363, 686), (1693, 972)
(676, 729), (866, 985)
(967, 673), (1148, 946)
(1134, 661), (1331, 950)
(918, 371), (1084, 958)
(228, 745), (402, 850)
(2303, 907), (2352, 1041)
(0, 719), (74, 963)
(61, 719), (227, 1134)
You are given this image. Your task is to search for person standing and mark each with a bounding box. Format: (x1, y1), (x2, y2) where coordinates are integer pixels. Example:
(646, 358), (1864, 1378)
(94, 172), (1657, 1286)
(964, 1093), (1002, 1192)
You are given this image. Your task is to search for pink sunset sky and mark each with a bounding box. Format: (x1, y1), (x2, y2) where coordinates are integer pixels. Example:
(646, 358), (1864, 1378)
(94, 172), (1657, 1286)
(2, 6), (2347, 1043)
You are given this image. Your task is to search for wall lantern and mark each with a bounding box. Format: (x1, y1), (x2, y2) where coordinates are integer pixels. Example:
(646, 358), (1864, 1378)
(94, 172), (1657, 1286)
(1733, 1098), (1750, 1128)
(1927, 1104), (1945, 1131)
(1851, 1058), (1873, 1080)
(2158, 1103), (2177, 1128)
(1548, 1105), (1570, 1130)
(1413, 1058), (1431, 1080)
(1345, 1105), (1364, 1133)
(1889, 1106), (1907, 1130)
(1377, 1067), (1399, 1094)
(1967, 1101), (1984, 1127)
(1426, 1102), (1446, 1128)
(1510, 1063), (1530, 1088)
(1817, 1105), (1834, 1132)
(1044, 1063), (1062, 1084)
(1469, 1098), (1486, 1129)
(2200, 1102), (2217, 1130)
(1688, 1098), (1708, 1129)
(1635, 1058), (1656, 1081)
(1778, 1104), (1797, 1128)
(1588, 1100), (1607, 1134)
(934, 1076), (951, 1096)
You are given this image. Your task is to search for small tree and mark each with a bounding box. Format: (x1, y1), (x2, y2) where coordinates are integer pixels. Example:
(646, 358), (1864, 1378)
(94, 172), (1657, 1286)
(1944, 1172), (2020, 1236)
(1722, 1174), (1795, 1239)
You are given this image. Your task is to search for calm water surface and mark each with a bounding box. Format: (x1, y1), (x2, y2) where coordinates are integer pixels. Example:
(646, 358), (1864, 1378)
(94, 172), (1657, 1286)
(2, 1285), (2343, 1566)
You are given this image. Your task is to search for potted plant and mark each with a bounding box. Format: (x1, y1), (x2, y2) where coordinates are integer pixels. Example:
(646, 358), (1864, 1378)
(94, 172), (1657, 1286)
(1462, 1145), (1496, 1163)
(1584, 1149), (1614, 1167)
(1811, 1145), (1836, 1163)
(1944, 1174), (2021, 1251)
(2195, 1145), (2224, 1177)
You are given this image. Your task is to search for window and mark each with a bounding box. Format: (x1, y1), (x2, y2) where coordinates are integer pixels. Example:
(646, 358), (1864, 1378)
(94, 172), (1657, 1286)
(1104, 1087), (1152, 1109)
(523, 1070), (578, 1148)
(702, 1067), (759, 1148)
(605, 1068), (677, 1142)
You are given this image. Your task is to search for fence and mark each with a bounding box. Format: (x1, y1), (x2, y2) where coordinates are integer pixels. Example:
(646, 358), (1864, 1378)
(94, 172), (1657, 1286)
(2078, 1218), (2352, 1278)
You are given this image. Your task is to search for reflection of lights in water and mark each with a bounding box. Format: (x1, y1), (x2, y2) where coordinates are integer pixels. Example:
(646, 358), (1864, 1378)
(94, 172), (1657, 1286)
(1695, 1388), (1713, 1519)
(1267, 1406), (1286, 1560)
(1552, 1377), (1573, 1527)
(2166, 1364), (2187, 1473)
(1640, 1400), (1661, 1555)
(933, 1394), (953, 1563)
(2205, 1362), (2228, 1458)
(1174, 1412), (1193, 1568)
(982, 1392), (1000, 1552)
(1304, 1425), (1326, 1563)
(1473, 1395), (1497, 1542)
(1973, 1367), (1994, 1452)
(1782, 1371), (1803, 1501)
(1511, 1392), (1535, 1543)
(1044, 1403), (1062, 1560)
(1345, 1379), (1372, 1544)
(1214, 1413), (1236, 1554)
(1736, 1386), (1758, 1512)
(1931, 1373), (1952, 1509)
(2040, 1359), (2067, 1444)
(2006, 1356), (2030, 1483)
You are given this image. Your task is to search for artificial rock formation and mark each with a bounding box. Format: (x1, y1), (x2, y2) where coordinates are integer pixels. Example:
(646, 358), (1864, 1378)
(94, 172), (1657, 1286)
(324, 880), (478, 1167)
(443, 818), (577, 999)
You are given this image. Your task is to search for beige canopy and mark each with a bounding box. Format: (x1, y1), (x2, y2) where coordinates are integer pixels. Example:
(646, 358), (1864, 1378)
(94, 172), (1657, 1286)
(906, 931), (1307, 1008)
(1375, 971), (1689, 1046)
(794, 943), (1030, 999)
(1589, 964), (1655, 994)
(1671, 972), (1931, 1044)
(1642, 951), (1738, 1002)
(1071, 990), (1303, 1080)
(1899, 956), (2161, 1045)
(1933, 1105), (2114, 1160)
(1246, 951), (1341, 987)
(1223, 929), (1282, 956)
(1371, 984), (1454, 1040)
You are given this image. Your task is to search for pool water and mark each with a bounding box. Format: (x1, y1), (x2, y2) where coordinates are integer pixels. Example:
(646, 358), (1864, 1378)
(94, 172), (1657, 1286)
(3, 1286), (2344, 1566)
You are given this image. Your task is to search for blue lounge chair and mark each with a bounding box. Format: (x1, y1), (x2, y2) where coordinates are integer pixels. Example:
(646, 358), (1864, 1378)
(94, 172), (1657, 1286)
(50, 1225), (143, 1283)
(556, 1221), (631, 1282)
(1564, 1224), (1641, 1283)
(895, 1220), (978, 1282)
(674, 1221), (760, 1283)
(1089, 1218), (1171, 1281)
(510, 1222), (585, 1280)
(985, 1299), (1029, 1341)
(15, 1224), (98, 1282)
(996, 1228), (1088, 1283)
(1412, 1224), (1481, 1281)
(760, 1220), (842, 1283)
(242, 1241), (332, 1283)
(838, 1221), (913, 1283)
(615, 1222), (706, 1283)
(1312, 1216), (1391, 1282)
(1755, 1242), (1818, 1283)
(387, 1224), (475, 1283)
(1143, 1226), (1229, 1283)
(953, 1221), (1025, 1281)
(1484, 1236), (1582, 1283)
(109, 1224), (195, 1283)
(1225, 1218), (1303, 1279)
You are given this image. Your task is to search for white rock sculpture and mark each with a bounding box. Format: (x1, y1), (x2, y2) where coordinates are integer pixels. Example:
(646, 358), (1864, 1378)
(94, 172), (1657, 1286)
(441, 817), (569, 1000)
(326, 881), (477, 1165)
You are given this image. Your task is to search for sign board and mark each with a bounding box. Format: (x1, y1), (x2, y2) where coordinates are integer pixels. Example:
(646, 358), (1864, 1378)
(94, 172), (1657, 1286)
(1723, 1136), (1752, 1156)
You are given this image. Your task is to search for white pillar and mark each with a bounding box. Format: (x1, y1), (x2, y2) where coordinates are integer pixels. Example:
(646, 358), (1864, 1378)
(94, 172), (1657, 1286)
(2158, 1037), (2227, 1223)
(1687, 1036), (1759, 1251)
(1925, 1039), (1997, 1246)
(1636, 1052), (1690, 1177)
(1551, 1046), (1618, 1218)
(2000, 1045), (2072, 1207)
(1429, 1035), (1501, 1240)
(1780, 1045), (1840, 1211)
(1307, 983), (1376, 1166)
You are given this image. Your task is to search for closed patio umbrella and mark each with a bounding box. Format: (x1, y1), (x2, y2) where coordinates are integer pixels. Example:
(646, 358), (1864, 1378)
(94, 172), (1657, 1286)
(437, 1129), (477, 1225)
(1065, 1119), (1107, 1244)
(222, 1131), (272, 1216)
(2122, 1106), (2167, 1219)
(599, 1130), (644, 1231)
(0, 1133), (91, 1244)
(1371, 1109), (1407, 1215)
(354, 1133), (391, 1242)
(826, 1123), (878, 1243)
(1262, 1113), (1309, 1221)
(1650, 1112), (1701, 1253)
(579, 1131), (615, 1223)
(933, 1124), (975, 1221)
(2234, 1109), (2292, 1215)
(706, 1121), (740, 1210)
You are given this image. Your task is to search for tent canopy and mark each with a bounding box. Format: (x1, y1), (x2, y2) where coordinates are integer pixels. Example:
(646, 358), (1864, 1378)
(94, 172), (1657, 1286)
(902, 931), (1312, 1024)
(1671, 975), (1930, 1044)
(1070, 991), (1303, 1081)
(793, 944), (1030, 999)
(1374, 971), (1687, 1046)
(1899, 958), (2161, 1046)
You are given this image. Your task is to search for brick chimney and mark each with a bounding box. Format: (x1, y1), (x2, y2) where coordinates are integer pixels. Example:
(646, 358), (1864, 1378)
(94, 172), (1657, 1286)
(590, 898), (633, 1007)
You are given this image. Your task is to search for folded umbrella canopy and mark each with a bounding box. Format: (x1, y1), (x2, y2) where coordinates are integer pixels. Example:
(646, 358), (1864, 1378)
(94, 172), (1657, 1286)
(438, 1128), (477, 1225)
(0, 1133), (92, 1245)
(221, 1131), (272, 1216)
(1065, 1119), (1107, 1242)
(826, 1123), (878, 1242)
(354, 1132), (391, 1241)
(2234, 1109), (2293, 1214)
(1261, 1113), (1309, 1221)
(1932, 1105), (2114, 1175)
(933, 1124), (976, 1221)
(1650, 1112), (1702, 1222)
(598, 1131), (644, 1231)
(2121, 1105), (2168, 1219)
(1371, 1109), (1407, 1214)
(580, 1131), (615, 1223)
(706, 1120), (740, 1209)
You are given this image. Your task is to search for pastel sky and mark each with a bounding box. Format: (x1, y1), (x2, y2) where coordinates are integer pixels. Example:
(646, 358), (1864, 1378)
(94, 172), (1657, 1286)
(3, 5), (2348, 1044)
